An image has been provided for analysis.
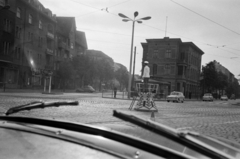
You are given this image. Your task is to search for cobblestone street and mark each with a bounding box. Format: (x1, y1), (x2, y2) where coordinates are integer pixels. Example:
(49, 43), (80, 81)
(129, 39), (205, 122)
(1, 92), (240, 144)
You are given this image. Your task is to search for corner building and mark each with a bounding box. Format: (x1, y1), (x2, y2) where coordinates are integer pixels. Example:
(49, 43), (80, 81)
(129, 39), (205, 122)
(141, 37), (204, 98)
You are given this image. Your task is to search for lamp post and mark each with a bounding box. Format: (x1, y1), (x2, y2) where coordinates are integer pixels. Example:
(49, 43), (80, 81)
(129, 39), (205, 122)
(118, 11), (151, 98)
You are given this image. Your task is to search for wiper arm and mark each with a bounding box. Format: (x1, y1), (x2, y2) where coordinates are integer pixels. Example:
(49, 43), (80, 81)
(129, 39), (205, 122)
(113, 110), (237, 159)
(5, 101), (79, 116)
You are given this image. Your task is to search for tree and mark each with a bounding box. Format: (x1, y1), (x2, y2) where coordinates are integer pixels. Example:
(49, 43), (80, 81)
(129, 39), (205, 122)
(72, 54), (92, 88)
(201, 62), (218, 93)
(114, 65), (128, 90)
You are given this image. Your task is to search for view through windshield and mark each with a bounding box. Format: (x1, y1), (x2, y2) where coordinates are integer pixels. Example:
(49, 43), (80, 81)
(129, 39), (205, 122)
(1, 0), (240, 158)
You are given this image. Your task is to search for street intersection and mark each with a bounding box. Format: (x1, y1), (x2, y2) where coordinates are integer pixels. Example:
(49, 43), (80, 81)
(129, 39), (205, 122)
(0, 92), (240, 145)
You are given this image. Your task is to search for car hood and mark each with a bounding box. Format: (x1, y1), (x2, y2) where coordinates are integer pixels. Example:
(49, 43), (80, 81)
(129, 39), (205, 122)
(0, 116), (194, 159)
(1, 114), (240, 159)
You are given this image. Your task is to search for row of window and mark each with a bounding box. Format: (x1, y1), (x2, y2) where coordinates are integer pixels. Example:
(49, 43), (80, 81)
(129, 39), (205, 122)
(17, 8), (43, 29)
(152, 64), (175, 75)
(152, 49), (176, 59)
(151, 64), (199, 80)
(2, 43), (21, 60)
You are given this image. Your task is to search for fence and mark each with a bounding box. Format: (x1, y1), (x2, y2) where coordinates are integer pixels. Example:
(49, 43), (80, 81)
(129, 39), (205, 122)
(102, 89), (168, 100)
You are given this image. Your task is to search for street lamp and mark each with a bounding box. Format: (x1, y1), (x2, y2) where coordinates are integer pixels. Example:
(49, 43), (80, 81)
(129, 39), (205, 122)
(118, 11), (151, 98)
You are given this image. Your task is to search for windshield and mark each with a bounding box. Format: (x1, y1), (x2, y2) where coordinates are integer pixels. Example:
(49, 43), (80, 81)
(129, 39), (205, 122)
(171, 92), (179, 95)
(1, 0), (240, 158)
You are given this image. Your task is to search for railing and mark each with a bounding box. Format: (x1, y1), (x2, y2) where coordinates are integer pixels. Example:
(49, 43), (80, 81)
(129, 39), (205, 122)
(58, 41), (69, 50)
(47, 32), (54, 39)
(46, 48), (54, 55)
(101, 89), (167, 100)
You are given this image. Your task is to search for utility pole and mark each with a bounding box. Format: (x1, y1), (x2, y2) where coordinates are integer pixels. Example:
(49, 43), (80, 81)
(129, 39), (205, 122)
(132, 47), (136, 90)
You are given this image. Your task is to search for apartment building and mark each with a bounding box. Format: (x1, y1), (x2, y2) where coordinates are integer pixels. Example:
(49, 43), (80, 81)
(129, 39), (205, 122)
(0, 0), (57, 88)
(0, 0), (87, 89)
(141, 37), (204, 98)
(0, 1), (16, 87)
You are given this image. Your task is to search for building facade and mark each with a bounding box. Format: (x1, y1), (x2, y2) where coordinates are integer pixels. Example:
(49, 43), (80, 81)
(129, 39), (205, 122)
(0, 1), (16, 88)
(0, 0), (87, 89)
(141, 37), (204, 98)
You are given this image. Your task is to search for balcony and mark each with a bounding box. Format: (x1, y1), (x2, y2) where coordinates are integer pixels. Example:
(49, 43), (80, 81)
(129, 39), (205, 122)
(58, 41), (69, 50)
(46, 48), (54, 56)
(47, 32), (54, 39)
(45, 65), (54, 71)
(55, 56), (63, 62)
(0, 55), (13, 63)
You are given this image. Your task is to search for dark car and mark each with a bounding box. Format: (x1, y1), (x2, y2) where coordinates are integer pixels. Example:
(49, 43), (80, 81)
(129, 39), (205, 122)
(76, 85), (95, 93)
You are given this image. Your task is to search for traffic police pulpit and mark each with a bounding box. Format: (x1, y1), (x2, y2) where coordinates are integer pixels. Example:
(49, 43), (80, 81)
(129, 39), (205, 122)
(129, 83), (158, 111)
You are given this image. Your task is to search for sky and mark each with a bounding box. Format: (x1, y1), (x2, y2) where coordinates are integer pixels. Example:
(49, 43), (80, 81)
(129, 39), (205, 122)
(39, 0), (240, 78)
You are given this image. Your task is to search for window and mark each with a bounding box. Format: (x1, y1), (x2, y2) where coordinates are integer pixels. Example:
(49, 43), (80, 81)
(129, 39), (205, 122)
(165, 49), (171, 58)
(153, 64), (158, 75)
(158, 65), (164, 75)
(38, 37), (43, 46)
(170, 66), (175, 75)
(14, 47), (20, 59)
(153, 49), (158, 59)
(71, 42), (74, 49)
(165, 64), (170, 74)
(16, 8), (21, 18)
(178, 66), (183, 76)
(28, 14), (32, 24)
(4, 19), (11, 32)
(3, 42), (10, 55)
(30, 33), (34, 41)
(15, 27), (21, 38)
(39, 5), (42, 11)
(39, 20), (42, 29)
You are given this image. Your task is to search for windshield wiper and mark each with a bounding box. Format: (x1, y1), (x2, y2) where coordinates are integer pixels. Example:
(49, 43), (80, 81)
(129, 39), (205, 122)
(5, 101), (79, 116)
(113, 110), (240, 159)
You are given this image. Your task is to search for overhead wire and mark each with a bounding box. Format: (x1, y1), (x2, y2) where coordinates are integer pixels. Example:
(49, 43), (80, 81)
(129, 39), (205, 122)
(169, 0), (240, 36)
(67, 0), (240, 60)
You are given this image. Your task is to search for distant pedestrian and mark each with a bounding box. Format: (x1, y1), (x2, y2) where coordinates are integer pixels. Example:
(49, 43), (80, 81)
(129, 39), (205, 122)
(142, 61), (150, 92)
(113, 87), (117, 98)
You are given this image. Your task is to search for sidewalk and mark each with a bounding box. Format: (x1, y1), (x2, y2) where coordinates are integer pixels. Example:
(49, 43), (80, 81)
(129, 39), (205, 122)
(0, 88), (76, 93)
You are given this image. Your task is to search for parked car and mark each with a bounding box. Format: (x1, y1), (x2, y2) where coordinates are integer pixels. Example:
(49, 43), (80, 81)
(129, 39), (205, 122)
(166, 91), (185, 103)
(202, 93), (214, 101)
(220, 95), (228, 101)
(76, 85), (95, 93)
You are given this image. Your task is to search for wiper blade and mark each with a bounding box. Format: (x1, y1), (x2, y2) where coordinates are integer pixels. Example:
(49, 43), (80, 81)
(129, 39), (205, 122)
(5, 101), (79, 116)
(113, 110), (238, 159)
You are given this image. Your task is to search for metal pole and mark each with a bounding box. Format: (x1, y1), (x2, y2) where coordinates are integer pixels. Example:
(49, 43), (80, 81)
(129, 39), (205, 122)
(44, 78), (46, 92)
(49, 76), (52, 93)
(132, 46), (136, 89)
(128, 21), (135, 99)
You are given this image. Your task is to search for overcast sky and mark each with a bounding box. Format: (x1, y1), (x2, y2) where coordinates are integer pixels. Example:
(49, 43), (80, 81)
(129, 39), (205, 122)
(39, 0), (240, 78)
